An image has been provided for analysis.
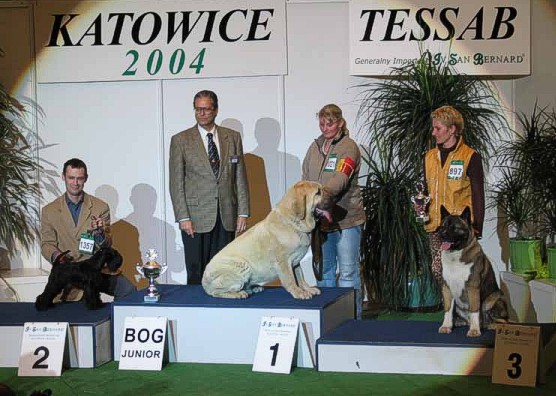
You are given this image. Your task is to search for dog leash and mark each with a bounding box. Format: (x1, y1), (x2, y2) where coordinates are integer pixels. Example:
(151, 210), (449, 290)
(311, 226), (324, 281)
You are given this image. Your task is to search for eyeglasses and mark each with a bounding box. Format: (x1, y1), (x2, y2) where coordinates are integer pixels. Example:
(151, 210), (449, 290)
(194, 107), (215, 114)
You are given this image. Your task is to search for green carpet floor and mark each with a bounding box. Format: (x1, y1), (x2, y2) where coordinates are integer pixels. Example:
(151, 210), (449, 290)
(1, 311), (554, 396)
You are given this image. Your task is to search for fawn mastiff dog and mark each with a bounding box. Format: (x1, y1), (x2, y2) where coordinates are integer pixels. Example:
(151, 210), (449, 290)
(202, 181), (330, 299)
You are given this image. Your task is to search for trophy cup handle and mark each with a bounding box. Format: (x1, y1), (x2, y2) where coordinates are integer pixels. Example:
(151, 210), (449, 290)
(135, 264), (144, 277)
(159, 263), (168, 276)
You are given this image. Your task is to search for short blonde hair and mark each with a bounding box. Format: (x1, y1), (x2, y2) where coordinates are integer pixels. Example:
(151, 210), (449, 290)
(431, 105), (464, 134)
(318, 104), (349, 136)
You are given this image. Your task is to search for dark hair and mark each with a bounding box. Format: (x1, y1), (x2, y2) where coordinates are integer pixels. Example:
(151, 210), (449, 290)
(193, 90), (218, 109)
(63, 158), (88, 176)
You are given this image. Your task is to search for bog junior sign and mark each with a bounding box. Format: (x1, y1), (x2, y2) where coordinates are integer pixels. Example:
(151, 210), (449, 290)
(119, 316), (167, 371)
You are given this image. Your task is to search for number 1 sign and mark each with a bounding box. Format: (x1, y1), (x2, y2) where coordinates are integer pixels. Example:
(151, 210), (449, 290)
(18, 322), (69, 377)
(252, 316), (299, 374)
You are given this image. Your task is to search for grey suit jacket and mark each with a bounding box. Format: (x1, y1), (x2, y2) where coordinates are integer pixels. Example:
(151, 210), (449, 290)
(41, 192), (111, 263)
(169, 125), (249, 233)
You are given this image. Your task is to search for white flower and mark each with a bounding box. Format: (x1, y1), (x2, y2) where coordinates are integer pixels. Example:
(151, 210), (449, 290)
(145, 249), (158, 261)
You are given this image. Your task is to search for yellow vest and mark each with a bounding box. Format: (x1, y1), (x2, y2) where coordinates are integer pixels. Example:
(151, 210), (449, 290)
(424, 139), (475, 232)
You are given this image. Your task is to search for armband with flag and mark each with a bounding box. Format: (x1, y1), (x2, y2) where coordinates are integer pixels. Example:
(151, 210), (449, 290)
(336, 156), (356, 178)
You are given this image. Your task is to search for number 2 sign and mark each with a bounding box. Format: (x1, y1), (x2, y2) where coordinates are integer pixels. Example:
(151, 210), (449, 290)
(18, 322), (68, 377)
(252, 316), (299, 374)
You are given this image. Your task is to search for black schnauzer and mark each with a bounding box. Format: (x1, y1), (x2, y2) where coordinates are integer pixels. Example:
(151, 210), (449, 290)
(35, 247), (123, 311)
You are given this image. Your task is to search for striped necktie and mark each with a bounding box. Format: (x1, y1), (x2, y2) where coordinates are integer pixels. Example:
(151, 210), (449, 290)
(207, 132), (220, 176)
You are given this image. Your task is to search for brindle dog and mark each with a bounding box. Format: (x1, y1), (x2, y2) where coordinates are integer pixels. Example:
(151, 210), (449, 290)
(437, 206), (508, 337)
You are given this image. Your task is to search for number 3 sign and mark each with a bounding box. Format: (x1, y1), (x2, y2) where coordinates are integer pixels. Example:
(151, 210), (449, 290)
(252, 316), (299, 374)
(492, 323), (541, 387)
(18, 322), (68, 377)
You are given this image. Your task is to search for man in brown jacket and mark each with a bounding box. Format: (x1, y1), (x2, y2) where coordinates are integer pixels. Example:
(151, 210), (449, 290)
(169, 90), (249, 285)
(41, 158), (135, 299)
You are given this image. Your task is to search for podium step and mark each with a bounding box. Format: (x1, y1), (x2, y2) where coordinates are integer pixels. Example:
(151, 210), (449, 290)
(0, 302), (112, 368)
(317, 320), (496, 375)
(112, 285), (355, 368)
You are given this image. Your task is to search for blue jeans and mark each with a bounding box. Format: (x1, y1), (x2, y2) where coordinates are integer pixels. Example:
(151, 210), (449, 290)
(317, 225), (362, 319)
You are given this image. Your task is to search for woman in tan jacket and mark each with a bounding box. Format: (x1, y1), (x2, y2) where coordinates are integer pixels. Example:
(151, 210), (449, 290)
(302, 104), (366, 318)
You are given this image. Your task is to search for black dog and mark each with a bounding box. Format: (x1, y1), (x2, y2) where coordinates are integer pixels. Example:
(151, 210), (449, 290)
(437, 206), (508, 337)
(35, 247), (123, 311)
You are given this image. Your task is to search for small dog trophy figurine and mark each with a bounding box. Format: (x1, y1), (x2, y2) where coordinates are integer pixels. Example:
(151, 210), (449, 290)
(411, 182), (431, 224)
(136, 249), (168, 303)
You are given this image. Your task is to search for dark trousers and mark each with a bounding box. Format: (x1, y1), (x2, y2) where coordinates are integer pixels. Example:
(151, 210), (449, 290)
(181, 211), (234, 285)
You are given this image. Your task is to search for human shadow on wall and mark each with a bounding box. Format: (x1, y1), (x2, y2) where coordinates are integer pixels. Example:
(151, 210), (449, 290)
(95, 185), (145, 289)
(122, 183), (185, 285)
(221, 118), (271, 230)
(495, 205), (510, 271)
(250, 117), (302, 208)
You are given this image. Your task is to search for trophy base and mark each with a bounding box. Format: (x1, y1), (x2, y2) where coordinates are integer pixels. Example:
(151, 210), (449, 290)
(144, 294), (160, 303)
(416, 216), (430, 224)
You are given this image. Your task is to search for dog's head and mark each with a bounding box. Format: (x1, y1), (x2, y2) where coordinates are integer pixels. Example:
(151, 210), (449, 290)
(93, 246), (123, 272)
(437, 206), (474, 251)
(279, 181), (328, 231)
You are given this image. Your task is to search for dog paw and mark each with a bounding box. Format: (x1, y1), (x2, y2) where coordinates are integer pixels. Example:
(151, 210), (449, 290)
(304, 287), (320, 296)
(467, 328), (481, 337)
(290, 288), (312, 300)
(438, 326), (452, 334)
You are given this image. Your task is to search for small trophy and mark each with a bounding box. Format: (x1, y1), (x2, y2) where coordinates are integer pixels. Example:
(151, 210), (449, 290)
(411, 182), (431, 224)
(136, 249), (168, 303)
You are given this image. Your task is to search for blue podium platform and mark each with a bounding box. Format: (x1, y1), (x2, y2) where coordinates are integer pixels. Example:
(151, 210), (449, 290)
(112, 285), (355, 367)
(0, 302), (112, 368)
(317, 320), (496, 375)
(317, 320), (556, 377)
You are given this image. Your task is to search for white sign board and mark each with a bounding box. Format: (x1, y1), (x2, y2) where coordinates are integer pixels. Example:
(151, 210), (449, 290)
(119, 316), (167, 371)
(350, 0), (530, 76)
(252, 316), (299, 374)
(492, 323), (541, 387)
(18, 322), (68, 377)
(34, 0), (287, 83)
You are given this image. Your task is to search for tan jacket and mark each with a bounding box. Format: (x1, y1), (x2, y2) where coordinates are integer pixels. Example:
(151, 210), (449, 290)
(41, 192), (114, 301)
(41, 192), (112, 263)
(424, 139), (475, 232)
(302, 134), (365, 231)
(169, 125), (249, 233)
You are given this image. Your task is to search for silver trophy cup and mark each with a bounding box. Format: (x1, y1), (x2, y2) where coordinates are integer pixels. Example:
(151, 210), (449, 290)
(136, 249), (168, 303)
(411, 182), (431, 224)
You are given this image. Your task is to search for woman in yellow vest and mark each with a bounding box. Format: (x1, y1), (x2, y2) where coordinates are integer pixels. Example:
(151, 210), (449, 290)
(422, 106), (485, 283)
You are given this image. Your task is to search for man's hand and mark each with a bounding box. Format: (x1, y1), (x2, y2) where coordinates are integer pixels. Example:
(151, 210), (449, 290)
(179, 220), (195, 237)
(236, 217), (247, 234)
(90, 215), (105, 234)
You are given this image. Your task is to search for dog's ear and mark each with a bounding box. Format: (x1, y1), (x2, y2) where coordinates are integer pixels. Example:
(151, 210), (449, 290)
(440, 205), (450, 220)
(288, 183), (308, 220)
(460, 206), (472, 226)
(53, 250), (72, 264)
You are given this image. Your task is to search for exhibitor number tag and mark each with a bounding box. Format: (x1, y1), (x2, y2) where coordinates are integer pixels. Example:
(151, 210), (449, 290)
(78, 233), (95, 254)
(447, 160), (464, 180)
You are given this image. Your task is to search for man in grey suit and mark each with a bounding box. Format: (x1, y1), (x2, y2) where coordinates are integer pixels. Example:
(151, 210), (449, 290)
(169, 90), (249, 285)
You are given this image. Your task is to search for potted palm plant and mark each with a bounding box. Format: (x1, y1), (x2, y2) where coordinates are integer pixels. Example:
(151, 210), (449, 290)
(489, 103), (553, 275)
(538, 108), (556, 279)
(357, 50), (507, 310)
(0, 68), (42, 261)
(360, 142), (434, 309)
